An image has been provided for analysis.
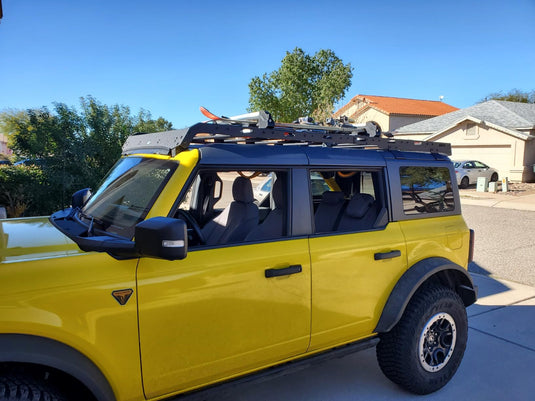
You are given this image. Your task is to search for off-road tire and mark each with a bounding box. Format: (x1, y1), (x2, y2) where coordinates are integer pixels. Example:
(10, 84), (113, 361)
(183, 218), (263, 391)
(0, 375), (64, 401)
(376, 284), (468, 395)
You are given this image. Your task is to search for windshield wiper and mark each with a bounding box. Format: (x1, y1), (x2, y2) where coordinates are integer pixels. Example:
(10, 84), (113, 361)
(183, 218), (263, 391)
(79, 210), (108, 232)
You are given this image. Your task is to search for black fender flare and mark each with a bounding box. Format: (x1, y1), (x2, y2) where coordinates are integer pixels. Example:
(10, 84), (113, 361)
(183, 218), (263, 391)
(0, 334), (116, 401)
(374, 257), (477, 333)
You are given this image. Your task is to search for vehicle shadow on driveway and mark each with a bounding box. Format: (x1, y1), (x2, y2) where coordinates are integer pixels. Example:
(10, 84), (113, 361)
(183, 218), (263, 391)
(468, 261), (492, 277)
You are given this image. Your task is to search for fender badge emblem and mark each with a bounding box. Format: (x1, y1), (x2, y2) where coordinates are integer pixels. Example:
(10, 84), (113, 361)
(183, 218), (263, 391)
(112, 289), (134, 305)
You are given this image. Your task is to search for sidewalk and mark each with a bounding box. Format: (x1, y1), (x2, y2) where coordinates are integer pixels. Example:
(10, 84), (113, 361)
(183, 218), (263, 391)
(460, 189), (535, 211)
(183, 273), (535, 401)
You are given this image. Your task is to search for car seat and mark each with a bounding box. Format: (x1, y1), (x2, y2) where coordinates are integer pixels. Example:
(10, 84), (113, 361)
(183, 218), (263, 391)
(202, 176), (259, 245)
(246, 177), (285, 241)
(337, 193), (378, 232)
(314, 191), (345, 233)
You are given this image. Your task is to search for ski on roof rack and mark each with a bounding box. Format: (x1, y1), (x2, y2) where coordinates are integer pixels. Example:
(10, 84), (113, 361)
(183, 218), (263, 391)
(122, 108), (452, 156)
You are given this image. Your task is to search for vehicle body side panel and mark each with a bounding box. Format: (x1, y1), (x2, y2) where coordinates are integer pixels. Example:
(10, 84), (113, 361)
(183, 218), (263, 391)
(0, 250), (141, 401)
(399, 215), (471, 269)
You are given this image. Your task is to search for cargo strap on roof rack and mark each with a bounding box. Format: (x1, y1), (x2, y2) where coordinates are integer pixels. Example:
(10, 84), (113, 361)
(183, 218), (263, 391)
(122, 110), (451, 156)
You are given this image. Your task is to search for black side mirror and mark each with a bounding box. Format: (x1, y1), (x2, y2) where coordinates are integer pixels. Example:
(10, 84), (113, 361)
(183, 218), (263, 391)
(72, 188), (92, 208)
(135, 217), (188, 260)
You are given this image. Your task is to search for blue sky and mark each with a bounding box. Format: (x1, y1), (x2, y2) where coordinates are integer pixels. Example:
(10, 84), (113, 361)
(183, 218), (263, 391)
(1, 0), (534, 128)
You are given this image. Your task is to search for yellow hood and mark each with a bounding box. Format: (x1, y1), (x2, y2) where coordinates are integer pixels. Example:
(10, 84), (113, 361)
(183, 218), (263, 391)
(0, 217), (84, 263)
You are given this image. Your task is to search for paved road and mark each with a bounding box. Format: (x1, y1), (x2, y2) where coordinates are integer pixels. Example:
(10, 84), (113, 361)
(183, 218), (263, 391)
(462, 205), (535, 286)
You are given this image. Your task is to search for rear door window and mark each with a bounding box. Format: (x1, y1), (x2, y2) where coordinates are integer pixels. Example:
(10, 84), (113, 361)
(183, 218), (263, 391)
(310, 169), (386, 234)
(400, 167), (455, 214)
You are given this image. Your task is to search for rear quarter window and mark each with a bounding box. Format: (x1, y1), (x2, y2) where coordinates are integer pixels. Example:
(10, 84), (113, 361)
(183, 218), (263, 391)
(400, 166), (455, 215)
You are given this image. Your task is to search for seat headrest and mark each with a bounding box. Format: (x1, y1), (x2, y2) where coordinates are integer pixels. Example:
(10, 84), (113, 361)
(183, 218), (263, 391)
(346, 193), (375, 218)
(233, 176), (254, 203)
(321, 191), (344, 205)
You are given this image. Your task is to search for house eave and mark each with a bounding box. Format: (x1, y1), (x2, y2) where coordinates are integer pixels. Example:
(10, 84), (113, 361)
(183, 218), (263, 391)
(424, 116), (533, 142)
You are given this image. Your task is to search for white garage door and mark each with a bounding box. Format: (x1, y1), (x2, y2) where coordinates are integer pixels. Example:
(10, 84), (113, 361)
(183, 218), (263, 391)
(451, 145), (512, 179)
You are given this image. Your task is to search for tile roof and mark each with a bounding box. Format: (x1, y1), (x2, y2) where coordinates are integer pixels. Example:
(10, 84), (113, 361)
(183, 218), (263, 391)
(334, 94), (458, 118)
(395, 100), (535, 135)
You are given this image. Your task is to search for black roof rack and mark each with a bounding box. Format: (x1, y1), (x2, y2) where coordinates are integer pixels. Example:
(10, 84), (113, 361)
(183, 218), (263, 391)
(122, 110), (451, 156)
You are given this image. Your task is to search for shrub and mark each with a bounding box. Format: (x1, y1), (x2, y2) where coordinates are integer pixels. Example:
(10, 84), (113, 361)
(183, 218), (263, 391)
(0, 165), (47, 217)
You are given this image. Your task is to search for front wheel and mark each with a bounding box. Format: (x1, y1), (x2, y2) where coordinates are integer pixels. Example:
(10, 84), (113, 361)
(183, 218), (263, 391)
(0, 375), (65, 401)
(376, 285), (468, 395)
(490, 172), (498, 182)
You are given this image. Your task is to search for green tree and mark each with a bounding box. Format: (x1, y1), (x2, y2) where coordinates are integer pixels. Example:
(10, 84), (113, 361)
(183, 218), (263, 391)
(479, 89), (535, 103)
(248, 48), (353, 123)
(134, 109), (174, 133)
(0, 97), (173, 216)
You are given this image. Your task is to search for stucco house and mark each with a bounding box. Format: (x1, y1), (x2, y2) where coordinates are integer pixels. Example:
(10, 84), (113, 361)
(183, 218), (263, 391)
(395, 100), (535, 182)
(0, 134), (11, 156)
(333, 94), (458, 133)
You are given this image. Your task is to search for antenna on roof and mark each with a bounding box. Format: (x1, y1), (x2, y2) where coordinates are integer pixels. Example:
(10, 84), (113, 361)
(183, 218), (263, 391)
(439, 96), (444, 102)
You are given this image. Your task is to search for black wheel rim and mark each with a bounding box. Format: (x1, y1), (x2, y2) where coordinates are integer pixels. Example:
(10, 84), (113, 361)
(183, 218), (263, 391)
(419, 312), (456, 372)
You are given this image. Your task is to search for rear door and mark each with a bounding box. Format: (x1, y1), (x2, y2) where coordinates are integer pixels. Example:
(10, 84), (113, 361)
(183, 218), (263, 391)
(307, 168), (408, 350)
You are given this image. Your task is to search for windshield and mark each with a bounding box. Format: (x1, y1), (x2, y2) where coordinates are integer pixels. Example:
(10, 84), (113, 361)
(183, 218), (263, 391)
(82, 157), (178, 238)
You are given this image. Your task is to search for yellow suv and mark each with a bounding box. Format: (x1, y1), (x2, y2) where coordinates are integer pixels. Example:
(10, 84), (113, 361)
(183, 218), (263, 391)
(0, 112), (476, 400)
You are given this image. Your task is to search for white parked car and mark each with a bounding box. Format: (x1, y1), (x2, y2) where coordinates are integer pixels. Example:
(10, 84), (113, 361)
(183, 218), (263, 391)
(453, 160), (499, 188)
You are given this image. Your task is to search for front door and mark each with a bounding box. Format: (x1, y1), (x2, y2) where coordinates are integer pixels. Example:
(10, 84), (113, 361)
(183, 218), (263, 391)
(137, 169), (310, 399)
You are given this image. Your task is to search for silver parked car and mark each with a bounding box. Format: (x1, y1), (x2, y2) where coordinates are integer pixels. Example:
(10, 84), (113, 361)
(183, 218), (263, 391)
(454, 160), (498, 188)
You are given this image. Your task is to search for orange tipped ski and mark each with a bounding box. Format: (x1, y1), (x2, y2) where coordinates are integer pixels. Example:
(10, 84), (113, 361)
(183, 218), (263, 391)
(200, 107), (221, 121)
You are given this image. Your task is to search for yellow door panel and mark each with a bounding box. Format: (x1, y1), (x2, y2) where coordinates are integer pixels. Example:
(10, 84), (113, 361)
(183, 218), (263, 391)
(309, 223), (407, 350)
(137, 239), (310, 398)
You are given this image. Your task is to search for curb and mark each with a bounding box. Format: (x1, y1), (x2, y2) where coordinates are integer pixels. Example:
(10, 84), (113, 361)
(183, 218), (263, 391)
(460, 194), (535, 211)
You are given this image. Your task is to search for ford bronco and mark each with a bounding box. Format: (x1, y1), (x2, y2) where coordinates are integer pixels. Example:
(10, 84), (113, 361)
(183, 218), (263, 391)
(0, 110), (476, 400)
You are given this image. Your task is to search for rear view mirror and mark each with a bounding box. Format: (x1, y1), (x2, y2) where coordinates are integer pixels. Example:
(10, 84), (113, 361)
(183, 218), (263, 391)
(135, 217), (188, 260)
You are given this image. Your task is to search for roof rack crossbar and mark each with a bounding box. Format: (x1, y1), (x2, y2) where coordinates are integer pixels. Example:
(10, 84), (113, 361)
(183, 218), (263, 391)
(122, 117), (451, 156)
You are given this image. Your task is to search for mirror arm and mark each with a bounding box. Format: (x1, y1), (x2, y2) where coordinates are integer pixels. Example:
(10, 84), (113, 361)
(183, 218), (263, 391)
(76, 236), (139, 259)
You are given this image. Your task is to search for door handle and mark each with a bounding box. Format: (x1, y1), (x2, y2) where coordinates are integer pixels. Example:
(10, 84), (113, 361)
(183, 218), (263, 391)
(374, 250), (401, 260)
(265, 265), (302, 278)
